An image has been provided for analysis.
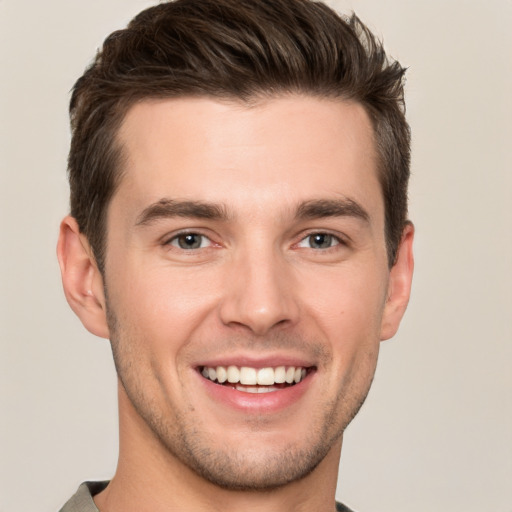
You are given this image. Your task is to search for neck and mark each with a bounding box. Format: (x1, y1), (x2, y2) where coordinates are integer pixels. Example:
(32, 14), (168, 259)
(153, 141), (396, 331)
(94, 383), (342, 512)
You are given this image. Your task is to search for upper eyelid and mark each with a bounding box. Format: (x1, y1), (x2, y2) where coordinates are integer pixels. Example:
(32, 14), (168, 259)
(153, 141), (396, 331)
(159, 227), (350, 247)
(168, 233), (213, 251)
(295, 234), (343, 250)
(295, 229), (350, 245)
(161, 228), (215, 244)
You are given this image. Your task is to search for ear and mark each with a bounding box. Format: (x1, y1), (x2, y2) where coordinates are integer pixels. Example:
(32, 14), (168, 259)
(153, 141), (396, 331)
(380, 222), (414, 341)
(57, 216), (110, 339)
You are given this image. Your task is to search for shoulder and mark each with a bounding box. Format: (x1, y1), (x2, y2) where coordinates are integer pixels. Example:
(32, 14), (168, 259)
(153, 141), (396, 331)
(336, 502), (357, 512)
(58, 481), (109, 512)
(60, 485), (356, 512)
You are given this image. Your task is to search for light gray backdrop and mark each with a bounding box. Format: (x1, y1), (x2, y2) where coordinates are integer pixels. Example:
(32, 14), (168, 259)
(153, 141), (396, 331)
(1, 0), (511, 511)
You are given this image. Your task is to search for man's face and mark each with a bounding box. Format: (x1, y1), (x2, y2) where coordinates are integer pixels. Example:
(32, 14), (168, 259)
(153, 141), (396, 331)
(101, 95), (405, 489)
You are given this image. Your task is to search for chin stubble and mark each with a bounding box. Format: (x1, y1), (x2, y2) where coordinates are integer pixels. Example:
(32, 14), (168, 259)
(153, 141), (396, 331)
(106, 299), (377, 491)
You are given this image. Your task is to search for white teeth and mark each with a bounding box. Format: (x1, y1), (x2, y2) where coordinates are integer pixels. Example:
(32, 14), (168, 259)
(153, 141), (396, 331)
(227, 365), (240, 383)
(257, 367), (275, 385)
(235, 385), (278, 393)
(258, 386), (277, 393)
(216, 366), (227, 383)
(274, 366), (286, 383)
(201, 364), (309, 388)
(240, 367), (257, 385)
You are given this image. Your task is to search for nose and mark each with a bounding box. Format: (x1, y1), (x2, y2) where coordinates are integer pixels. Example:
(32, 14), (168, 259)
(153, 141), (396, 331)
(218, 248), (300, 336)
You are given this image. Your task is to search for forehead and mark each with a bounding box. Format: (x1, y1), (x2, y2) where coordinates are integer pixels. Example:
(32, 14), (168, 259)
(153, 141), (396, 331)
(113, 95), (382, 224)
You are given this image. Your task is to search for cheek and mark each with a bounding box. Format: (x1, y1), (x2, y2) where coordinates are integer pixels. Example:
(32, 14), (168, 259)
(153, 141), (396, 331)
(301, 264), (389, 341)
(306, 269), (385, 402)
(108, 263), (222, 345)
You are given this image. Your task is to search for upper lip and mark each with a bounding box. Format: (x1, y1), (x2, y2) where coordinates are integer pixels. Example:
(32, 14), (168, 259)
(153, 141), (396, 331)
(195, 353), (316, 370)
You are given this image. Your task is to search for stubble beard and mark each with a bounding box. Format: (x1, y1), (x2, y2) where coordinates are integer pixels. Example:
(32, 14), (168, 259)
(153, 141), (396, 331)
(107, 305), (377, 492)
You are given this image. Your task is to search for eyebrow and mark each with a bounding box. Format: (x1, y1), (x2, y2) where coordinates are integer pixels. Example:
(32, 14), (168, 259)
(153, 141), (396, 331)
(135, 198), (230, 226)
(295, 198), (370, 223)
(135, 197), (370, 227)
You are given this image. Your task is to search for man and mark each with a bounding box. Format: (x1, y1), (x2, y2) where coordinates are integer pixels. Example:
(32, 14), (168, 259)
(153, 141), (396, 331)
(57, 0), (414, 510)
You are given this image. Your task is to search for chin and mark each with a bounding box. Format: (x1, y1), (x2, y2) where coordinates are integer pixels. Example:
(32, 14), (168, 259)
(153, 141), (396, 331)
(166, 436), (336, 491)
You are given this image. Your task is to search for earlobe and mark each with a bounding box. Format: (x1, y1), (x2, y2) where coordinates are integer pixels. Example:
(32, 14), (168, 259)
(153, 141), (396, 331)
(380, 222), (414, 341)
(57, 216), (110, 339)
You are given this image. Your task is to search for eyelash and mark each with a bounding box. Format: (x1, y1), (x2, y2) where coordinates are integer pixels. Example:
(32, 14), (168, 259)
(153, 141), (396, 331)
(164, 231), (215, 250)
(295, 232), (347, 251)
(163, 230), (347, 252)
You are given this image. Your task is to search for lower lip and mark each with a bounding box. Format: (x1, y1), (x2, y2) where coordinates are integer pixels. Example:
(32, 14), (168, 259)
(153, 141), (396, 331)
(198, 372), (314, 413)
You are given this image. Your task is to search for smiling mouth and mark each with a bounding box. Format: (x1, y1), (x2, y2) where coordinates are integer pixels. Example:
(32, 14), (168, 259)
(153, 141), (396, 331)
(199, 365), (313, 393)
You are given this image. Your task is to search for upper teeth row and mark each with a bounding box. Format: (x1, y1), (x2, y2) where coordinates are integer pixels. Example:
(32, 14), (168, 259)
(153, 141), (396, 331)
(201, 365), (307, 386)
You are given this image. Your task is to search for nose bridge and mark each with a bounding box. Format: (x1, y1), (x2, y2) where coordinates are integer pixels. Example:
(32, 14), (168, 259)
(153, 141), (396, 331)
(219, 241), (298, 335)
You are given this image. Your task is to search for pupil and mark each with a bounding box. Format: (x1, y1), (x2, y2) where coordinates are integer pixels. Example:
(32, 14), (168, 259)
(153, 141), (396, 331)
(179, 234), (201, 249)
(311, 234), (331, 249)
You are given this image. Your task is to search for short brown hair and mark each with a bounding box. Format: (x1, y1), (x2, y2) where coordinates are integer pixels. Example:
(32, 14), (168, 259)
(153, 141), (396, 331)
(68, 0), (410, 272)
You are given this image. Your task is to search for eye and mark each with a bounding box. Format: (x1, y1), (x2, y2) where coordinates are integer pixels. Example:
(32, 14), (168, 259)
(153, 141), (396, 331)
(168, 233), (212, 250)
(297, 233), (341, 250)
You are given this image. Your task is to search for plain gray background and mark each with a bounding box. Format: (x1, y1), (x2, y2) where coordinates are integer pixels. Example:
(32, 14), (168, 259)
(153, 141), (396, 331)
(1, 0), (511, 511)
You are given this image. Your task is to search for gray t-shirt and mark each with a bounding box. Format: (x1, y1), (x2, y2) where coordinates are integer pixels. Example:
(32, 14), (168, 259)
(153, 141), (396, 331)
(59, 481), (356, 512)
(59, 482), (106, 512)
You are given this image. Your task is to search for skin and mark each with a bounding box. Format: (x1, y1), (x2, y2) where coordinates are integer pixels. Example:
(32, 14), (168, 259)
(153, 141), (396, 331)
(58, 95), (414, 512)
